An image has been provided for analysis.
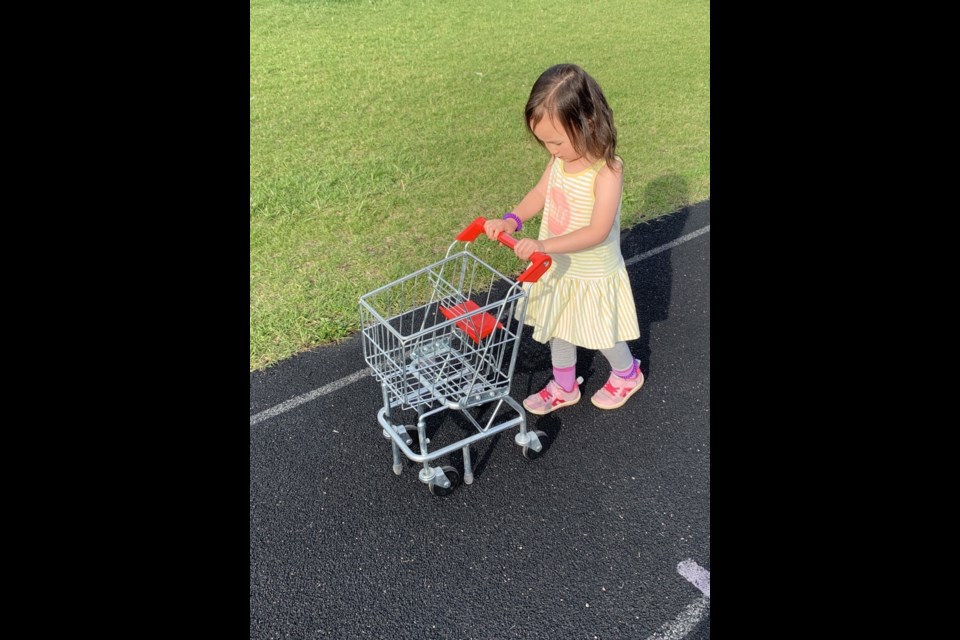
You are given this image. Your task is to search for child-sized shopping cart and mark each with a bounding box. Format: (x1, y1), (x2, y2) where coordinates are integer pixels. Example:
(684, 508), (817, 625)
(359, 217), (552, 495)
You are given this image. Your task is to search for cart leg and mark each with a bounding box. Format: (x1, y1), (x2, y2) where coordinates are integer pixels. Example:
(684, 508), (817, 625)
(381, 383), (405, 474)
(416, 419), (434, 482)
(515, 414), (528, 443)
(503, 395), (533, 447)
(392, 441), (403, 475)
(380, 383), (392, 440)
(462, 445), (474, 485)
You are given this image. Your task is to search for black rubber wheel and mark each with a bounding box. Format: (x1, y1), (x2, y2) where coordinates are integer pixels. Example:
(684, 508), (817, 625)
(428, 466), (460, 496)
(522, 430), (549, 460)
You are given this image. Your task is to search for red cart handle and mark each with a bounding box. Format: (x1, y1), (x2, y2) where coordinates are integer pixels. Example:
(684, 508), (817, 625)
(456, 216), (551, 283)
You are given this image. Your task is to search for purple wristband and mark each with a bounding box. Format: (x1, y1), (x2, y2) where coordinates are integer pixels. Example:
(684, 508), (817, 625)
(502, 212), (522, 232)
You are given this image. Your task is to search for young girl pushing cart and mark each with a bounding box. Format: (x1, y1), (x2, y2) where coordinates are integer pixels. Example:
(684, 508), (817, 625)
(484, 64), (644, 415)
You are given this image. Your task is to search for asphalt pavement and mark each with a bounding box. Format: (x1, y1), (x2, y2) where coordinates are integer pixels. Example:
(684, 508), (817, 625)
(250, 200), (710, 639)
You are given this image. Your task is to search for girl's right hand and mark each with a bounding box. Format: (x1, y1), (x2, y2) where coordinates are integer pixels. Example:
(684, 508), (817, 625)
(484, 218), (515, 241)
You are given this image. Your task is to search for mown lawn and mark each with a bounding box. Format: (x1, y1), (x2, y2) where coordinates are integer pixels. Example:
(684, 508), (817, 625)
(250, 0), (709, 371)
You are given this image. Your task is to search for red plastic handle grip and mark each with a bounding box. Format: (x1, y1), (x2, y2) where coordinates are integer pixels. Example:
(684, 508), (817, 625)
(456, 216), (551, 283)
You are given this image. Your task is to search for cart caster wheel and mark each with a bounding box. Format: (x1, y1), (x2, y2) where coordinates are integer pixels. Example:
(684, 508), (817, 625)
(428, 466), (460, 497)
(522, 430), (549, 460)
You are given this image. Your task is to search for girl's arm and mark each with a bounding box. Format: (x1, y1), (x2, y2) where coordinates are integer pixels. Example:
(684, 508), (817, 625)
(514, 162), (623, 259)
(484, 158), (554, 240)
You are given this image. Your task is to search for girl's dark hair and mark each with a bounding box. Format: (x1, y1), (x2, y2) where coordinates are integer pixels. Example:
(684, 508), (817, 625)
(524, 64), (618, 167)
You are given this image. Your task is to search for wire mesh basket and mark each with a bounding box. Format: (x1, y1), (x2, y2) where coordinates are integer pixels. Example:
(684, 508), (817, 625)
(360, 249), (525, 411)
(358, 216), (554, 495)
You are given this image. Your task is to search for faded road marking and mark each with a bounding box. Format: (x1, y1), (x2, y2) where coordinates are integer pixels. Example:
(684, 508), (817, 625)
(646, 596), (709, 640)
(249, 369), (369, 426)
(643, 559), (711, 640)
(677, 558), (710, 598)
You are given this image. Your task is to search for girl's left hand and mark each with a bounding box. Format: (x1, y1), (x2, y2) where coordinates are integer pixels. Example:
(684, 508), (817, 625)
(514, 238), (545, 261)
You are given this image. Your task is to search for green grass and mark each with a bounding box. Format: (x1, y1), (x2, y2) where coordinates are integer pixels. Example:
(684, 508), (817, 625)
(250, 0), (710, 371)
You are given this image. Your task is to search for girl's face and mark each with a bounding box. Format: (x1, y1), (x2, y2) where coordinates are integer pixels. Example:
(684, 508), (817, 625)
(531, 117), (581, 164)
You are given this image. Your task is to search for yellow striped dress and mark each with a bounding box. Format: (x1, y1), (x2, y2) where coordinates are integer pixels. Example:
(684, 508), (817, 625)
(519, 157), (641, 349)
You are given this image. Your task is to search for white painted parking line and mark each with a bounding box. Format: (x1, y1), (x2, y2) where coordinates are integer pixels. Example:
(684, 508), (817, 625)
(624, 225), (710, 266)
(642, 559), (711, 639)
(677, 558), (710, 598)
(249, 369), (369, 426)
(645, 596), (709, 640)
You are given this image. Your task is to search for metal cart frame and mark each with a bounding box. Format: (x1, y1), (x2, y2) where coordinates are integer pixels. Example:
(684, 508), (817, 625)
(359, 217), (552, 495)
